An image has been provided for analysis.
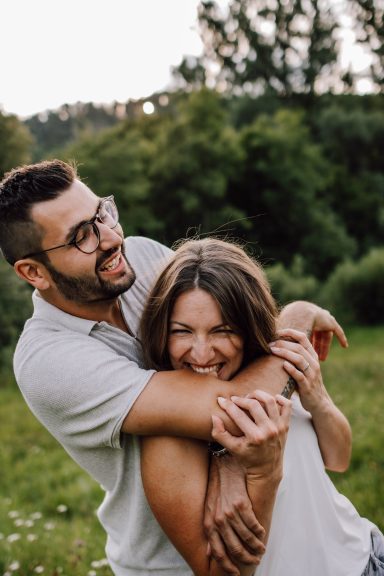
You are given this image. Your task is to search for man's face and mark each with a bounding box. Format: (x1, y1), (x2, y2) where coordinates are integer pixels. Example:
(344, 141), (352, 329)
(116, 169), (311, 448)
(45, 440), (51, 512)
(31, 180), (136, 304)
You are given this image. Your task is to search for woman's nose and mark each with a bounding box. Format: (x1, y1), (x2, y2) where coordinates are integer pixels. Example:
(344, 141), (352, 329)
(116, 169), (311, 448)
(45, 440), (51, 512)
(189, 337), (215, 365)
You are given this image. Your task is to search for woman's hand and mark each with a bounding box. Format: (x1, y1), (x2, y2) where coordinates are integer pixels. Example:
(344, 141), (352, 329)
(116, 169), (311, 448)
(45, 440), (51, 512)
(269, 328), (352, 471)
(269, 328), (327, 414)
(211, 390), (291, 477)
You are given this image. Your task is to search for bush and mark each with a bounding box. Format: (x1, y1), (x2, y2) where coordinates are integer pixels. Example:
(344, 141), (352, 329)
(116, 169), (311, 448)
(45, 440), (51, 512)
(266, 255), (320, 307)
(321, 248), (384, 325)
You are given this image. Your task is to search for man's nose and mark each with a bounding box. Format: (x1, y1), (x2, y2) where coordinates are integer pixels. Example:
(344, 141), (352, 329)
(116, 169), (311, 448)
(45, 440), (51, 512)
(97, 221), (123, 250)
(190, 337), (215, 365)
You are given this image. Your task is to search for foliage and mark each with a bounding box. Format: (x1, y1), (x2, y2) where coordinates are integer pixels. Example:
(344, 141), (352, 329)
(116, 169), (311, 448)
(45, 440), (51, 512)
(0, 111), (32, 178)
(174, 0), (374, 96)
(266, 255), (320, 307)
(230, 108), (356, 277)
(0, 258), (32, 349)
(347, 0), (384, 91)
(321, 248), (384, 325)
(312, 105), (384, 255)
(24, 96), (173, 162)
(147, 89), (249, 243)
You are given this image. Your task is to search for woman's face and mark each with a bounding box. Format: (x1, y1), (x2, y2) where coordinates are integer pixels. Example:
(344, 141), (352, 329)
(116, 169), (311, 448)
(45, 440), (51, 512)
(168, 288), (244, 381)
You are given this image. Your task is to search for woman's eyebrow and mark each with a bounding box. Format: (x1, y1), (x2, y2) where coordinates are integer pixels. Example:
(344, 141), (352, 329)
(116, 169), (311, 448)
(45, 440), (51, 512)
(169, 321), (190, 328)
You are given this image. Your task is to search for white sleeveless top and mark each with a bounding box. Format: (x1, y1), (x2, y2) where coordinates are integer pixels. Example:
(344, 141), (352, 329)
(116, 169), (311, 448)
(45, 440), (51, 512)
(257, 393), (373, 576)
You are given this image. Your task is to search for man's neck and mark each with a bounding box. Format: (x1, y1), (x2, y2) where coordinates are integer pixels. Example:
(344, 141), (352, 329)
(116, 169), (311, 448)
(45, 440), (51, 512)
(38, 289), (129, 332)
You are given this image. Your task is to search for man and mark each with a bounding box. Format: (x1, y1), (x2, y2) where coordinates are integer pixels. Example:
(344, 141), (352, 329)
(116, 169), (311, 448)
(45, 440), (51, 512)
(0, 160), (348, 575)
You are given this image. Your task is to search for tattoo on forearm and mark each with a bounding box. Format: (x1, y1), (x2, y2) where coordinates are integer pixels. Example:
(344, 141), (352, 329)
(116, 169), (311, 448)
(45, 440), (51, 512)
(280, 327), (312, 398)
(281, 376), (296, 399)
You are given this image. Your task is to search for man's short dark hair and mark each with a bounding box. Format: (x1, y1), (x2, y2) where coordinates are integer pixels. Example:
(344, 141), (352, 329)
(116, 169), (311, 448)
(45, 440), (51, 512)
(0, 159), (77, 265)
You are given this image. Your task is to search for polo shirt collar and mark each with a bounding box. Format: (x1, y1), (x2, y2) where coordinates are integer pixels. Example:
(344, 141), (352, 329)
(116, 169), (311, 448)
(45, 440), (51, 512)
(32, 290), (98, 335)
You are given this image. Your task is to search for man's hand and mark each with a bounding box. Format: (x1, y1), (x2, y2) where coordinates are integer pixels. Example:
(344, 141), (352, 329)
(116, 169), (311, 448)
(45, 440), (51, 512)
(279, 301), (348, 361)
(204, 455), (266, 574)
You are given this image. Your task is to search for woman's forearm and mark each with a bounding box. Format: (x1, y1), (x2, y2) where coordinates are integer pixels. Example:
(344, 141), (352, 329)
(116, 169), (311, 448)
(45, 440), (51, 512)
(309, 394), (352, 472)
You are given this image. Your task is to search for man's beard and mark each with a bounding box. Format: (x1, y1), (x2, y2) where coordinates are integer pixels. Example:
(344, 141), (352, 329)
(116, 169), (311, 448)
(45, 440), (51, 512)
(45, 250), (136, 303)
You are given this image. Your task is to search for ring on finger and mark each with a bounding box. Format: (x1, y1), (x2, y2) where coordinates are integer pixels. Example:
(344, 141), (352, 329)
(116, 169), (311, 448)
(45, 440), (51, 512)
(302, 362), (310, 373)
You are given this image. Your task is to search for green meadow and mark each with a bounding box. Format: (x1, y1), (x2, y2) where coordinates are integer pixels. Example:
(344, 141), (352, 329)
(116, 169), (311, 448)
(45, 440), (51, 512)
(0, 326), (383, 575)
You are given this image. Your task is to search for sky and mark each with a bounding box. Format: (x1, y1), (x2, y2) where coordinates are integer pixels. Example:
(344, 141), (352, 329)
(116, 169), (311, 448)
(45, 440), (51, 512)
(1, 0), (372, 119)
(1, 0), (207, 118)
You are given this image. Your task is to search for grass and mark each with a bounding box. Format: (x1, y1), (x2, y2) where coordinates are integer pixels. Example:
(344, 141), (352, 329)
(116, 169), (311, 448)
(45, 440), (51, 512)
(323, 326), (384, 530)
(0, 387), (112, 576)
(0, 325), (383, 574)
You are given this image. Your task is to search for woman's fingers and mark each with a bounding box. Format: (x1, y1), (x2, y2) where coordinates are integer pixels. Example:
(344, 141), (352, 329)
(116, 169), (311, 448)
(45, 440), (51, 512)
(269, 344), (316, 375)
(273, 328), (318, 358)
(212, 392), (291, 471)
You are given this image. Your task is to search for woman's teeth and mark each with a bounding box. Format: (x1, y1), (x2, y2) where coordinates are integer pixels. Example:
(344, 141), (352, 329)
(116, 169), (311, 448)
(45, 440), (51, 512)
(188, 364), (221, 374)
(101, 254), (120, 271)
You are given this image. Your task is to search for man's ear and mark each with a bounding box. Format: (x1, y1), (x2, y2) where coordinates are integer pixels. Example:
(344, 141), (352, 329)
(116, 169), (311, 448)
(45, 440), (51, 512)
(14, 259), (51, 291)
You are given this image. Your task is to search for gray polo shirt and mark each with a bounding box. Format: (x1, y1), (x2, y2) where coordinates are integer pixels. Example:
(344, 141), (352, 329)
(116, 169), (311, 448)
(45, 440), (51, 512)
(14, 236), (193, 575)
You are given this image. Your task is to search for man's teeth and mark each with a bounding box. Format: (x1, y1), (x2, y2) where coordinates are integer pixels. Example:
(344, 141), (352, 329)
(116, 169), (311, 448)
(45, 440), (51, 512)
(101, 254), (120, 271)
(189, 364), (221, 374)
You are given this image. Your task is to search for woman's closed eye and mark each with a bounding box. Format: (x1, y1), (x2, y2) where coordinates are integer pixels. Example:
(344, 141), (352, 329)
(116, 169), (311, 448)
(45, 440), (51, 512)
(213, 327), (237, 335)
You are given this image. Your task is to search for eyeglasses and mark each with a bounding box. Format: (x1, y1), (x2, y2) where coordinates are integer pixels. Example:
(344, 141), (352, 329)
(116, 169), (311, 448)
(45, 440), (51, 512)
(22, 195), (119, 259)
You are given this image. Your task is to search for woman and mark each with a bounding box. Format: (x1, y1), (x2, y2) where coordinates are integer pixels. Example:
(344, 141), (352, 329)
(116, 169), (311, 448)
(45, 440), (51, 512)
(140, 237), (384, 576)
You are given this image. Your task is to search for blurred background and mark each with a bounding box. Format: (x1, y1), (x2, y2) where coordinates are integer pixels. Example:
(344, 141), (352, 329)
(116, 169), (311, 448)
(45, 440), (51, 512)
(1, 1), (383, 574)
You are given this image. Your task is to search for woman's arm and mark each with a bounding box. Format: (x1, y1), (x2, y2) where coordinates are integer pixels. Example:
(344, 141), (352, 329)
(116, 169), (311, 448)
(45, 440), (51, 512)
(141, 392), (291, 576)
(269, 328), (352, 472)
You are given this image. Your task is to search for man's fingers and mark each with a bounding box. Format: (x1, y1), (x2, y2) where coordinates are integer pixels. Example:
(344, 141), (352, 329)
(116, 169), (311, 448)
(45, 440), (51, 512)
(212, 520), (264, 566)
(207, 531), (240, 575)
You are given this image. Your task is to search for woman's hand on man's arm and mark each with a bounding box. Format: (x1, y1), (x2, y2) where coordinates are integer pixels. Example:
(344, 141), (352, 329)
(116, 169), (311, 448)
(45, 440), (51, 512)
(269, 328), (352, 472)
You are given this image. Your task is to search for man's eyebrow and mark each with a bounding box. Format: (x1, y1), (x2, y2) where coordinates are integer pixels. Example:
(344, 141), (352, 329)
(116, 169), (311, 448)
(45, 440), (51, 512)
(64, 200), (102, 242)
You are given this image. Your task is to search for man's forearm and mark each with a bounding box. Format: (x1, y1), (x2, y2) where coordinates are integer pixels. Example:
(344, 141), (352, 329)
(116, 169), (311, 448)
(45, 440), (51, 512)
(124, 357), (288, 438)
(277, 301), (316, 333)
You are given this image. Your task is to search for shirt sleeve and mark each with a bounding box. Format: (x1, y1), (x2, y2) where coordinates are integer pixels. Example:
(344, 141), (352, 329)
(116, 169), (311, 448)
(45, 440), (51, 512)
(15, 324), (155, 452)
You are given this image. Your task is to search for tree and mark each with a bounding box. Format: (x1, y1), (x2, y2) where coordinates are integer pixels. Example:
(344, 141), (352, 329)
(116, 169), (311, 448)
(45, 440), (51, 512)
(0, 111), (32, 177)
(174, 0), (342, 97)
(313, 105), (384, 254)
(148, 89), (248, 244)
(348, 0), (384, 92)
(231, 108), (356, 276)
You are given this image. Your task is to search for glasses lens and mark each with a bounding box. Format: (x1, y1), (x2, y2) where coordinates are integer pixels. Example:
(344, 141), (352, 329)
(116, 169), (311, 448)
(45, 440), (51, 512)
(75, 222), (100, 254)
(99, 198), (119, 228)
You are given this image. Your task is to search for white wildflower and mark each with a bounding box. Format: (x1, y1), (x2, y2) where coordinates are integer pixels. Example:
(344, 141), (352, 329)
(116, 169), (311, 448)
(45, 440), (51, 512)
(30, 512), (42, 520)
(6, 533), (21, 543)
(56, 504), (68, 513)
(27, 533), (38, 542)
(43, 522), (55, 531)
(34, 566), (44, 574)
(14, 518), (25, 527)
(9, 561), (21, 571)
(8, 511), (19, 519)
